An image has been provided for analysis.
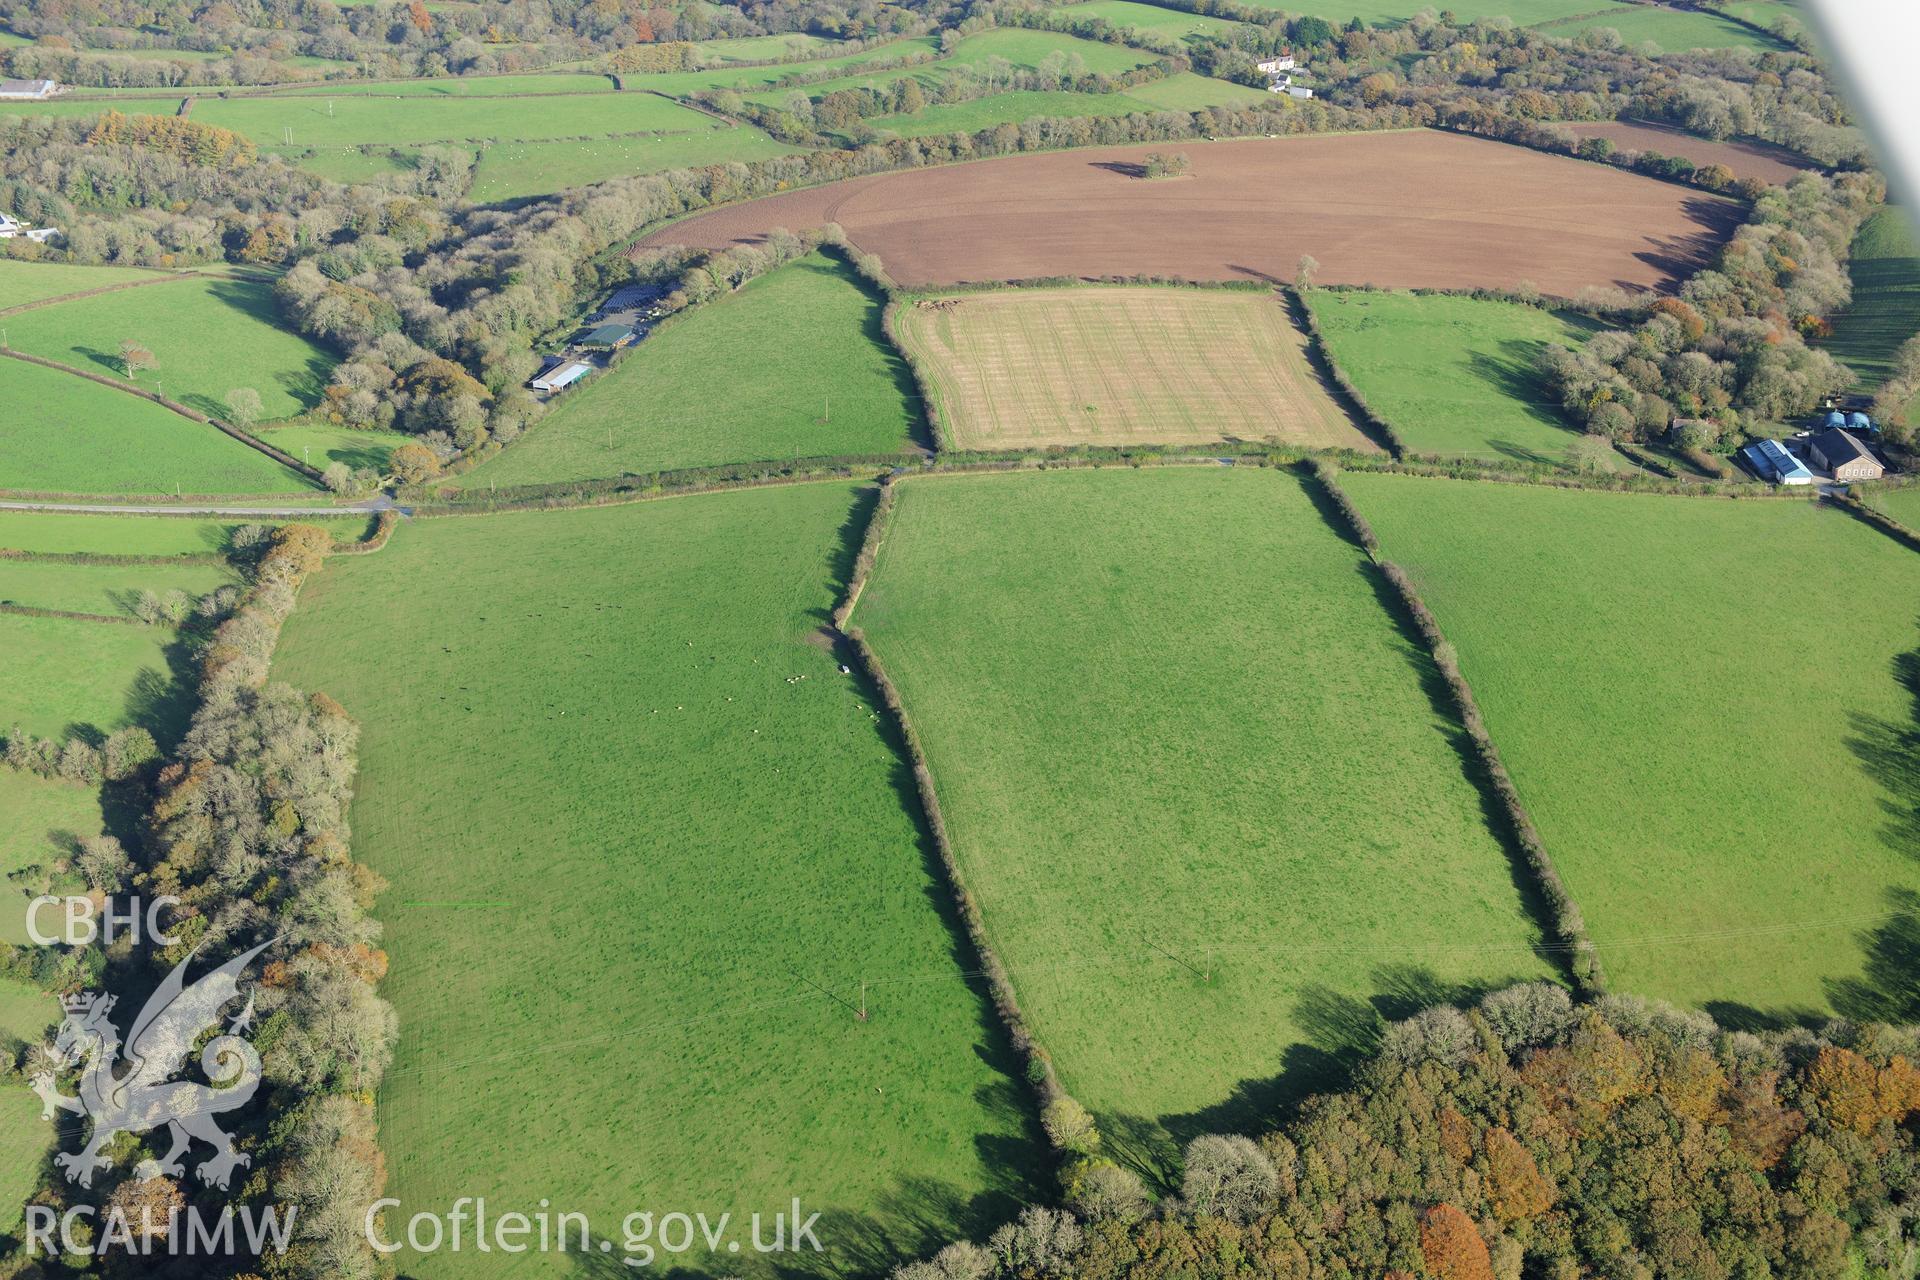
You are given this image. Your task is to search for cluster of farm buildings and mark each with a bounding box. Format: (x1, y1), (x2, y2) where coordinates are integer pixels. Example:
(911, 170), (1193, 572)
(1738, 411), (1890, 485)
(1255, 54), (1313, 99)
(528, 283), (672, 395)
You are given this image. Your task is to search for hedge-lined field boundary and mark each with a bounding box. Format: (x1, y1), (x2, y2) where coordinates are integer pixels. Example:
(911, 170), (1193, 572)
(1827, 489), (1920, 554)
(0, 347), (324, 483)
(837, 472), (1095, 1161)
(1306, 459), (1608, 995)
(0, 546), (228, 566)
(0, 600), (144, 625)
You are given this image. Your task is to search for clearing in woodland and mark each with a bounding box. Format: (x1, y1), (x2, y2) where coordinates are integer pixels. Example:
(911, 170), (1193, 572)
(271, 484), (1040, 1279)
(850, 466), (1553, 1152)
(1340, 473), (1920, 1021)
(894, 286), (1376, 451)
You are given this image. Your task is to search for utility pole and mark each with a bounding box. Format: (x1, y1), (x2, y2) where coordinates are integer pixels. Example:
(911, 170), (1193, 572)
(857, 979), (868, 1022)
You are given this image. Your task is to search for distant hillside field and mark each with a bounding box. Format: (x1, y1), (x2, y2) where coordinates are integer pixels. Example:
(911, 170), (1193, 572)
(1541, 4), (1790, 51)
(1341, 473), (1920, 1020)
(191, 88), (722, 149)
(852, 466), (1553, 1137)
(1306, 290), (1606, 466)
(464, 252), (920, 488)
(467, 128), (803, 202)
(894, 286), (1376, 451)
(0, 358), (311, 495)
(272, 484), (1042, 1279)
(1229, 0), (1627, 20)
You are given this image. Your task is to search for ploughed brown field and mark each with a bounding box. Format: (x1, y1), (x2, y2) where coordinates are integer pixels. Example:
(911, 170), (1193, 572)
(639, 130), (1742, 296)
(1559, 119), (1816, 186)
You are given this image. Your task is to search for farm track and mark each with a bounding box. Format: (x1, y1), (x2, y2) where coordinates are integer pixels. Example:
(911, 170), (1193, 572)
(641, 130), (1743, 296)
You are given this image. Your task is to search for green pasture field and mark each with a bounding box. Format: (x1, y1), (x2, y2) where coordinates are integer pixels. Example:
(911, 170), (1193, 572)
(1228, 0), (1628, 23)
(267, 72), (615, 96)
(743, 65), (930, 108)
(0, 558), (236, 617)
(1340, 473), (1920, 1020)
(692, 32), (841, 63)
(467, 127), (804, 201)
(0, 976), (58, 1235)
(0, 359), (311, 496)
(0, 612), (194, 739)
(1543, 4), (1789, 50)
(1062, 1), (1251, 43)
(4, 274), (334, 422)
(1306, 290), (1609, 467)
(1866, 485), (1920, 529)
(191, 89), (720, 149)
(622, 37), (940, 96)
(256, 424), (412, 472)
(464, 253), (917, 488)
(1123, 70), (1272, 110)
(0, 259), (172, 309)
(1824, 207), (1920, 390)
(851, 466), (1554, 1136)
(0, 512), (238, 556)
(943, 27), (1155, 74)
(0, 767), (108, 949)
(264, 144), (467, 184)
(869, 88), (1161, 136)
(0, 96), (187, 119)
(272, 484), (1040, 1279)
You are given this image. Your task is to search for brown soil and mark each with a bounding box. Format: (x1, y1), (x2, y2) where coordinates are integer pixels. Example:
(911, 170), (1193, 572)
(638, 130), (1742, 297)
(1559, 120), (1815, 186)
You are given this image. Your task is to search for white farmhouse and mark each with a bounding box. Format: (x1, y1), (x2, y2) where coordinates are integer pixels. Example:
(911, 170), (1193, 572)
(0, 78), (59, 100)
(0, 212), (60, 243)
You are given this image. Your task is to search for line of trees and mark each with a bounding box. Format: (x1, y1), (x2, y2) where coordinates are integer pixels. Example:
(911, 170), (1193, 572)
(55, 521), (399, 1280)
(896, 986), (1920, 1280)
(1540, 169), (1882, 446)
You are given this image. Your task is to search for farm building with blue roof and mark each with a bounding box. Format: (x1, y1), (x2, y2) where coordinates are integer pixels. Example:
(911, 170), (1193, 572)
(1742, 438), (1814, 485)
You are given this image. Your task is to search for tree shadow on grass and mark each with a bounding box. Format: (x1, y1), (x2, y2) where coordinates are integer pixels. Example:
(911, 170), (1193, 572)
(561, 1173), (1027, 1280)
(1345, 555), (1569, 985)
(204, 276), (335, 408)
(810, 484), (881, 628)
(73, 345), (133, 379)
(1828, 888), (1920, 1024)
(121, 629), (202, 749)
(1113, 967), (1538, 1189)
(805, 254), (935, 456)
(1844, 645), (1920, 867)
